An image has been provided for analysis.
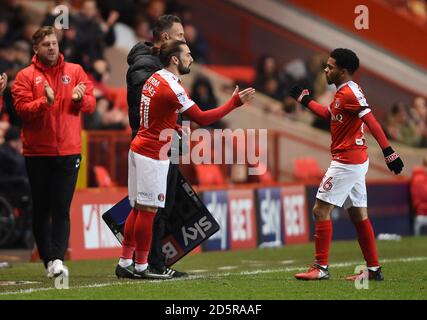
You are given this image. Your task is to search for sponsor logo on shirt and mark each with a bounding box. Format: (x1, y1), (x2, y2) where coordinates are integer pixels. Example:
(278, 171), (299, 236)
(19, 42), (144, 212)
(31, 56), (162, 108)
(177, 91), (188, 104)
(35, 76), (43, 85)
(331, 113), (343, 123)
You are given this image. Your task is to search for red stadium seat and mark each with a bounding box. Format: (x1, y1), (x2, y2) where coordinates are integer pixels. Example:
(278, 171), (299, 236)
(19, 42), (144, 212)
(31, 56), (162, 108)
(194, 164), (226, 186)
(93, 165), (116, 188)
(293, 157), (323, 181)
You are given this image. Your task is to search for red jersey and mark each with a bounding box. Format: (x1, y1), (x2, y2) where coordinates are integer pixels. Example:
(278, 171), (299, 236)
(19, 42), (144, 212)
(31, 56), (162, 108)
(131, 69), (195, 160)
(328, 81), (371, 164)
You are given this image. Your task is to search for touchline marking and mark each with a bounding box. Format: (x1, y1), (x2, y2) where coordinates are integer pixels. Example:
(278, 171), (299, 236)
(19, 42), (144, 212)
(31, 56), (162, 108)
(1, 256), (426, 296)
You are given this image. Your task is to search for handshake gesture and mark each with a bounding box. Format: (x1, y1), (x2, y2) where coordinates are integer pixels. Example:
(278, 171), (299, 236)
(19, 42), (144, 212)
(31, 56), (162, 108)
(44, 81), (86, 105)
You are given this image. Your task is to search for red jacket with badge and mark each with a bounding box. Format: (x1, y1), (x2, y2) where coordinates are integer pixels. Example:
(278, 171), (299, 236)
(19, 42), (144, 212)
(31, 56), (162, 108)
(12, 54), (95, 156)
(410, 166), (427, 216)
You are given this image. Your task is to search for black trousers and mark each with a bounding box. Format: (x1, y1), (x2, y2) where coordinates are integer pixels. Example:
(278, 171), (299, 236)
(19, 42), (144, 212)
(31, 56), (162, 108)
(148, 162), (179, 269)
(25, 155), (81, 268)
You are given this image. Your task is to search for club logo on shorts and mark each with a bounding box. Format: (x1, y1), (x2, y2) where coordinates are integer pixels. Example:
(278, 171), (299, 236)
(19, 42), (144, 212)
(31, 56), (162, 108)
(158, 193), (165, 202)
(61, 75), (71, 84)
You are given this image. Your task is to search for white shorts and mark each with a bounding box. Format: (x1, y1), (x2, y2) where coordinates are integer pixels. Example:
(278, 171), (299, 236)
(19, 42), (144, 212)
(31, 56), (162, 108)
(128, 150), (170, 208)
(316, 160), (369, 209)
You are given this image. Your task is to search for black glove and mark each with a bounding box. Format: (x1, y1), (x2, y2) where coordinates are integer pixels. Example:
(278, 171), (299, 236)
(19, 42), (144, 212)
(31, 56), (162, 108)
(289, 86), (312, 107)
(382, 146), (404, 174)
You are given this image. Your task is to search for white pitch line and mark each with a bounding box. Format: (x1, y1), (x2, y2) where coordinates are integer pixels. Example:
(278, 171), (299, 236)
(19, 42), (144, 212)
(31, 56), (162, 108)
(218, 266), (238, 270)
(1, 256), (426, 296)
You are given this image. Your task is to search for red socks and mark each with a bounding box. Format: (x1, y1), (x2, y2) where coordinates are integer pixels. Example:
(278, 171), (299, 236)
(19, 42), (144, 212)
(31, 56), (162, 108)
(134, 210), (156, 264)
(120, 208), (157, 264)
(120, 208), (138, 260)
(314, 220), (333, 266)
(355, 219), (379, 267)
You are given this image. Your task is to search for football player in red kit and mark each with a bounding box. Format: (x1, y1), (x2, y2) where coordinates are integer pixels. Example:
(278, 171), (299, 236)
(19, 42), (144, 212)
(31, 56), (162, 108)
(289, 48), (404, 281)
(116, 40), (255, 279)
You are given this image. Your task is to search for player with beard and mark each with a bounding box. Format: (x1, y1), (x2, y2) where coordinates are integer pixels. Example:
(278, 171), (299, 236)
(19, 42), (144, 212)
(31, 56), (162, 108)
(119, 40), (255, 279)
(289, 48), (404, 281)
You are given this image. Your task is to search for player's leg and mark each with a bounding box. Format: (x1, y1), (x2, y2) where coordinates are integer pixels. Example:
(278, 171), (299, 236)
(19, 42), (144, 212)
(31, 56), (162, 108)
(148, 163), (188, 277)
(344, 161), (383, 281)
(296, 161), (355, 280)
(24, 156), (54, 276)
(346, 206), (383, 280)
(115, 209), (138, 278)
(116, 150), (139, 279)
(131, 151), (171, 279)
(295, 199), (334, 280)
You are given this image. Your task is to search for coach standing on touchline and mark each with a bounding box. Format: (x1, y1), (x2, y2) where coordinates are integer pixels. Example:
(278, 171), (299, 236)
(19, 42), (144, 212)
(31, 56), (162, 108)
(12, 26), (96, 278)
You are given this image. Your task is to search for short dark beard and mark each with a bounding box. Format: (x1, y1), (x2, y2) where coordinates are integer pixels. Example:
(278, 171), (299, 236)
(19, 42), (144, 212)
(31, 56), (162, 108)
(178, 60), (191, 75)
(38, 53), (58, 67)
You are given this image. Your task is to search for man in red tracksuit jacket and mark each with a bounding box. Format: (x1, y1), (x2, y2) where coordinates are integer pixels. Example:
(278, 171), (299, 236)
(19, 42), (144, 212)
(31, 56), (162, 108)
(410, 157), (427, 236)
(12, 26), (95, 278)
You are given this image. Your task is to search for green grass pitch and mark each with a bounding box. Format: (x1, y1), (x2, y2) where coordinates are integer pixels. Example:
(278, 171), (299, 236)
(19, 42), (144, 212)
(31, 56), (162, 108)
(0, 236), (426, 300)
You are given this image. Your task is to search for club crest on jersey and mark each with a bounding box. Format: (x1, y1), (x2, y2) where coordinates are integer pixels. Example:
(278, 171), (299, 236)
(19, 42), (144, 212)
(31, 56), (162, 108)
(334, 99), (341, 109)
(61, 75), (71, 84)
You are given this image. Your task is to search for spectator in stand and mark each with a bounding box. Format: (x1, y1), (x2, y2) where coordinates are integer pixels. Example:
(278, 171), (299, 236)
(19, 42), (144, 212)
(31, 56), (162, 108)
(190, 76), (225, 129)
(410, 156), (427, 236)
(84, 59), (128, 130)
(145, 0), (167, 29)
(134, 16), (152, 42)
(409, 96), (427, 147)
(184, 24), (208, 64)
(12, 40), (31, 69)
(0, 1), (25, 44)
(408, 0), (427, 19)
(0, 126), (25, 177)
(385, 102), (421, 147)
(73, 0), (118, 70)
(253, 55), (283, 100)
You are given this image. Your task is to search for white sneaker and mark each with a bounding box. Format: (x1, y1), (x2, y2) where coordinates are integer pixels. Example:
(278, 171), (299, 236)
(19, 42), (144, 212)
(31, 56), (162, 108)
(51, 259), (68, 278)
(46, 260), (54, 279)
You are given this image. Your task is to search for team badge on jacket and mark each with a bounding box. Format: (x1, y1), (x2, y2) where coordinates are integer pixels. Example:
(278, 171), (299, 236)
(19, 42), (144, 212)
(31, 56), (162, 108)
(61, 75), (71, 84)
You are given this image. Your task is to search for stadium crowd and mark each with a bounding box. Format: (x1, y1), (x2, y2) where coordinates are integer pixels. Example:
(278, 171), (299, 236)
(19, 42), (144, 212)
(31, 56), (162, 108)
(252, 53), (427, 148)
(0, 0), (210, 142)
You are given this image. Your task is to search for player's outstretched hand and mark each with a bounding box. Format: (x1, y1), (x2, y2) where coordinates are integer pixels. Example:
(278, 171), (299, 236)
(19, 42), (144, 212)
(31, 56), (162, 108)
(233, 85), (255, 105)
(289, 86), (310, 103)
(383, 146), (404, 174)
